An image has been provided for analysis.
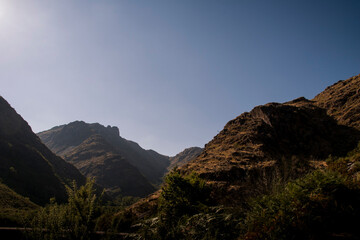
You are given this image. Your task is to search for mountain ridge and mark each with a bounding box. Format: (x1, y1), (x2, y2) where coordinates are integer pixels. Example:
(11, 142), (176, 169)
(127, 74), (360, 216)
(38, 121), (170, 197)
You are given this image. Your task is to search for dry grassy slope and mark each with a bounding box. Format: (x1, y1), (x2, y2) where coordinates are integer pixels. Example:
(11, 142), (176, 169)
(313, 74), (360, 130)
(180, 96), (359, 204)
(63, 134), (155, 197)
(122, 74), (360, 217)
(168, 147), (203, 170)
(0, 97), (85, 205)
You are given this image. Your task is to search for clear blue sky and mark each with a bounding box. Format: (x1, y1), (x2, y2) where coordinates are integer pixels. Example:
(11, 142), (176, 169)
(1, 0), (359, 156)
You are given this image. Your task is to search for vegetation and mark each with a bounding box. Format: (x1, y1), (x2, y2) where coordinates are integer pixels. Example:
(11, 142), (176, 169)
(135, 145), (360, 240)
(0, 182), (38, 227)
(28, 179), (102, 240)
(4, 143), (360, 240)
(243, 170), (360, 240)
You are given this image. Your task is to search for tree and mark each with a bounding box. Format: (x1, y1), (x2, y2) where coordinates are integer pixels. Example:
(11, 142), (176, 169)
(29, 178), (102, 240)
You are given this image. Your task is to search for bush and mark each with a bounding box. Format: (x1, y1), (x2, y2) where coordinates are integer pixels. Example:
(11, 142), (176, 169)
(243, 170), (360, 240)
(141, 169), (211, 239)
(28, 178), (102, 240)
(158, 169), (211, 222)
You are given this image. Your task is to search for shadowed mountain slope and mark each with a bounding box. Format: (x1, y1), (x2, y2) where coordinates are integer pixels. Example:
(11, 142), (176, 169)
(169, 147), (203, 170)
(38, 121), (169, 197)
(0, 182), (38, 227)
(61, 134), (155, 197)
(0, 182), (37, 210)
(0, 96), (85, 205)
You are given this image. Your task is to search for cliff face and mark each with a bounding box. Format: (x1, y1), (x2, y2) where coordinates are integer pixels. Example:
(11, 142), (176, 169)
(169, 147), (203, 170)
(38, 121), (169, 197)
(0, 97), (85, 205)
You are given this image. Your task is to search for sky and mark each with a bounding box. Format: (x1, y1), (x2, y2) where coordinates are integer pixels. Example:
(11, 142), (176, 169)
(1, 0), (360, 156)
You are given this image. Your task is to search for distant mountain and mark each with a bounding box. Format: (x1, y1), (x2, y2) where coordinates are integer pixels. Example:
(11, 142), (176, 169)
(38, 121), (169, 197)
(0, 96), (85, 205)
(169, 147), (203, 170)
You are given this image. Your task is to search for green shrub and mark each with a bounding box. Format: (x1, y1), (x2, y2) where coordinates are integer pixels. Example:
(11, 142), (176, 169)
(141, 169), (211, 239)
(158, 169), (211, 222)
(28, 178), (102, 240)
(243, 170), (360, 240)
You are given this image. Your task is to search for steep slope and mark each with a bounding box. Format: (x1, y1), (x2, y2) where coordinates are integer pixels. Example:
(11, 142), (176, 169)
(181, 97), (360, 204)
(38, 121), (169, 196)
(0, 182), (38, 226)
(62, 134), (155, 197)
(169, 147), (203, 170)
(0, 96), (85, 205)
(313, 73), (360, 130)
(0, 182), (37, 210)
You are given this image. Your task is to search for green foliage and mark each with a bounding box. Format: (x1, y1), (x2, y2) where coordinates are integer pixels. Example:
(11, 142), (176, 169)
(243, 170), (360, 240)
(178, 207), (241, 240)
(0, 182), (38, 227)
(29, 204), (68, 240)
(95, 196), (140, 232)
(327, 142), (360, 177)
(141, 169), (212, 239)
(159, 169), (211, 220)
(28, 178), (102, 240)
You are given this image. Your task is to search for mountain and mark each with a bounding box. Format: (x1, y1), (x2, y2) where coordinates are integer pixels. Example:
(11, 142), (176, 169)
(169, 147), (203, 170)
(58, 134), (155, 197)
(127, 74), (360, 218)
(313, 74), (360, 130)
(0, 96), (85, 205)
(38, 121), (169, 197)
(181, 96), (359, 203)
